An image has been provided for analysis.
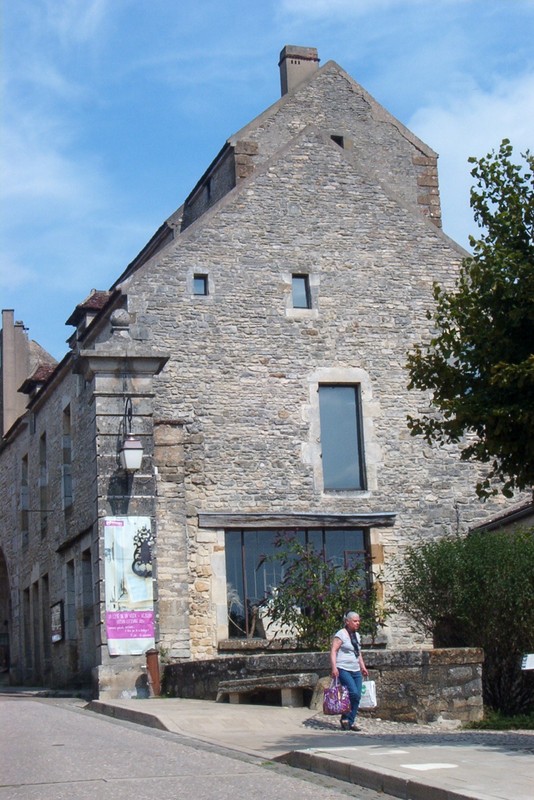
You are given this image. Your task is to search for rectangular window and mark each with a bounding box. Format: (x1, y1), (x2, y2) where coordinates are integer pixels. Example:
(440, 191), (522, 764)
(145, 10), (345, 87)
(193, 274), (208, 296)
(65, 560), (76, 641)
(81, 550), (94, 631)
(39, 433), (48, 536)
(225, 528), (369, 638)
(292, 274), (311, 309)
(21, 454), (29, 548)
(319, 385), (366, 490)
(23, 587), (32, 671)
(62, 406), (73, 509)
(41, 574), (51, 669)
(32, 581), (41, 677)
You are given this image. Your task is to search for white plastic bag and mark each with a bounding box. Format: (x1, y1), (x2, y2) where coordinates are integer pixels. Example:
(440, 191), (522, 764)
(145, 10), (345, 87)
(359, 679), (377, 709)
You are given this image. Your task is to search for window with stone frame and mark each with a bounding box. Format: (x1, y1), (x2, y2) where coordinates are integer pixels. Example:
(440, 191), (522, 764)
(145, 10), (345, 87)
(225, 527), (369, 638)
(291, 273), (312, 309)
(319, 384), (366, 490)
(39, 433), (48, 537)
(62, 405), (73, 510)
(193, 274), (209, 296)
(20, 454), (29, 548)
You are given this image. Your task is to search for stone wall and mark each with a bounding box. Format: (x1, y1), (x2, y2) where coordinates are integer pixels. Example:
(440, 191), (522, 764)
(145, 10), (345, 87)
(0, 50), (520, 697)
(162, 648), (484, 723)
(124, 117), (511, 657)
(230, 62), (442, 227)
(0, 365), (101, 688)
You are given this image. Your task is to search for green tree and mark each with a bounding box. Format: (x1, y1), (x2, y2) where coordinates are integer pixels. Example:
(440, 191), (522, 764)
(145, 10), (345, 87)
(261, 534), (385, 651)
(407, 140), (534, 498)
(393, 529), (534, 714)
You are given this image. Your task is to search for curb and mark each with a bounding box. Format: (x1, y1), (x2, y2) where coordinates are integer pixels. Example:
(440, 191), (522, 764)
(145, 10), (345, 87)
(87, 699), (168, 731)
(278, 749), (485, 800)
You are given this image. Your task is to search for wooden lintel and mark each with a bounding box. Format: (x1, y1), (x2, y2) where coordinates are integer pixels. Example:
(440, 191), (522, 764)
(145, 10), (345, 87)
(198, 512), (396, 529)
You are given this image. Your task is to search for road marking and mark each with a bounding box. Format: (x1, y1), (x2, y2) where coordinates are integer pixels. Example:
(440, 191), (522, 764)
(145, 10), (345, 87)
(401, 763), (458, 771)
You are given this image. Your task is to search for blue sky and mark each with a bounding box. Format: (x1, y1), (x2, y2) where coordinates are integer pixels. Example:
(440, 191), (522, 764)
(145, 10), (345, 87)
(2, 0), (533, 360)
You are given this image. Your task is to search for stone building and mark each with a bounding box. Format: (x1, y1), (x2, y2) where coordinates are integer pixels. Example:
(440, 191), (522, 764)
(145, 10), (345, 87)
(0, 46), (513, 697)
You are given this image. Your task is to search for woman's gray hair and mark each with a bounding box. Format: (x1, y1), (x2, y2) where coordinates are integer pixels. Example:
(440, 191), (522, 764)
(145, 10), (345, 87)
(344, 611), (360, 622)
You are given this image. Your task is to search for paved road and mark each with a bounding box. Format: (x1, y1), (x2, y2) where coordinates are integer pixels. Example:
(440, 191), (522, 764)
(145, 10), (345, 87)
(90, 696), (534, 800)
(0, 695), (390, 800)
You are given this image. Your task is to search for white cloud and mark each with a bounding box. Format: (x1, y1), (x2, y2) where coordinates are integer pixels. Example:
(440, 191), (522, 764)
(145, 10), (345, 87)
(278, 0), (454, 17)
(44, 0), (110, 45)
(1, 103), (108, 218)
(409, 72), (534, 247)
(22, 62), (88, 102)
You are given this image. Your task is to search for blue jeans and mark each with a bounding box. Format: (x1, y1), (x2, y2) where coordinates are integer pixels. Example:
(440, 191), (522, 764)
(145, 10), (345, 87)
(338, 668), (362, 727)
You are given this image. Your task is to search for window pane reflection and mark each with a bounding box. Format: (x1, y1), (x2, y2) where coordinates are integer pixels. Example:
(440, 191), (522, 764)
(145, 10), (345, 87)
(319, 385), (365, 490)
(225, 528), (367, 638)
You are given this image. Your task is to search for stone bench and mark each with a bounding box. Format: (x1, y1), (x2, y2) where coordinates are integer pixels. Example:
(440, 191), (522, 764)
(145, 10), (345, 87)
(216, 672), (319, 707)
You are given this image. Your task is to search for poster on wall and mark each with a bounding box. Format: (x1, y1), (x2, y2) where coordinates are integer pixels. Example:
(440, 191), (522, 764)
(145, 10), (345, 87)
(104, 516), (155, 656)
(51, 601), (64, 643)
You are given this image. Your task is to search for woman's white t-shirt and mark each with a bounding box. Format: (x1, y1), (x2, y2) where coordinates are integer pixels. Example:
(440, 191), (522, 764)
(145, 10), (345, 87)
(334, 627), (361, 672)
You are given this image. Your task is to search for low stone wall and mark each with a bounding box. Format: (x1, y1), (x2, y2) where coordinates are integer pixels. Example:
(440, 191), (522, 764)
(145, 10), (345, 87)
(162, 647), (484, 723)
(363, 647), (484, 723)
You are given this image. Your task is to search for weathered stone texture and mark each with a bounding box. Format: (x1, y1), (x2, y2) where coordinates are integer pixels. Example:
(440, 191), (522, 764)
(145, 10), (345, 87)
(1, 50), (524, 698)
(163, 648), (483, 723)
(123, 122), (509, 655)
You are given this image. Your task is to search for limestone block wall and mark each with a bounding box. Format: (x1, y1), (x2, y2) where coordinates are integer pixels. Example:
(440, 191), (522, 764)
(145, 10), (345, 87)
(0, 312), (170, 695)
(121, 120), (510, 658)
(162, 648), (484, 723)
(0, 367), (101, 687)
(363, 647), (484, 723)
(231, 62), (441, 226)
(153, 421), (190, 660)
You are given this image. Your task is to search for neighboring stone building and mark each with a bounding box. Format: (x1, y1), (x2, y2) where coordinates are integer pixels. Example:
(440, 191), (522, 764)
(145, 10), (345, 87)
(470, 501), (534, 534)
(0, 47), (515, 697)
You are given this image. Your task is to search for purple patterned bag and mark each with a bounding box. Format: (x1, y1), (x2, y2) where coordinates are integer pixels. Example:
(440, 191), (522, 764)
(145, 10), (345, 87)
(323, 677), (351, 715)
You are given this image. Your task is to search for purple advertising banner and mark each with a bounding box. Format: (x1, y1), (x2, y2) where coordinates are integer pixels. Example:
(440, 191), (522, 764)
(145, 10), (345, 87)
(106, 610), (154, 640)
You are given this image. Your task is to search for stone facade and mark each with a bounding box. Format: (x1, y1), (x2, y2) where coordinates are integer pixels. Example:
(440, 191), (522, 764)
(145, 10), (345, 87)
(0, 46), (519, 698)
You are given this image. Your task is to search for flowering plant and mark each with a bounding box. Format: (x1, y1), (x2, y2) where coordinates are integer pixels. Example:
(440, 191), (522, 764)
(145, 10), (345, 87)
(258, 533), (386, 650)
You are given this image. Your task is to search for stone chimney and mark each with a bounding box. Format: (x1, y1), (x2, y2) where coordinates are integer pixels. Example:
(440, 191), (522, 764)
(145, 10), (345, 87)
(279, 45), (320, 96)
(0, 310), (30, 435)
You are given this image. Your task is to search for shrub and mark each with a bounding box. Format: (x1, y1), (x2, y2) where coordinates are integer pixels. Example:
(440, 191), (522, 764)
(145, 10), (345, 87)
(393, 528), (534, 714)
(261, 533), (386, 651)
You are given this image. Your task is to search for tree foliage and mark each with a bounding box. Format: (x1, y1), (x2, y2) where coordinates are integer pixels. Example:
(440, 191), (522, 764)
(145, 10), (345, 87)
(407, 140), (534, 498)
(261, 533), (386, 651)
(393, 529), (534, 714)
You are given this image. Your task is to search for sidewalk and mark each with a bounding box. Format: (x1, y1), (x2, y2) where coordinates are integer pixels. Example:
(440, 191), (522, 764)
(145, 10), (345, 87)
(88, 696), (534, 800)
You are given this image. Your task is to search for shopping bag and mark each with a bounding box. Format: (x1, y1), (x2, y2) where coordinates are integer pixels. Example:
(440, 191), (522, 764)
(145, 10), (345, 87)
(323, 678), (351, 715)
(359, 679), (377, 709)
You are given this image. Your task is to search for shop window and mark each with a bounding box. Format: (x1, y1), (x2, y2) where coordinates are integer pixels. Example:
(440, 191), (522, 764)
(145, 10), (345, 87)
(225, 527), (369, 638)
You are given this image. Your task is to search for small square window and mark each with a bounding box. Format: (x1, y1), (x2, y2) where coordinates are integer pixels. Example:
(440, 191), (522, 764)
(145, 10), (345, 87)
(331, 135), (352, 150)
(193, 274), (209, 296)
(292, 274), (311, 309)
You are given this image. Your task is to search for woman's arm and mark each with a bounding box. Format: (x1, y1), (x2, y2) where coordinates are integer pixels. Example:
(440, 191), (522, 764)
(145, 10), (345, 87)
(330, 636), (342, 677)
(359, 653), (369, 678)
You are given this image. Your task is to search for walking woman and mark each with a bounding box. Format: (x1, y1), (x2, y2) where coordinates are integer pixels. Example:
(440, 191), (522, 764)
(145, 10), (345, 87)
(330, 611), (369, 731)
